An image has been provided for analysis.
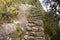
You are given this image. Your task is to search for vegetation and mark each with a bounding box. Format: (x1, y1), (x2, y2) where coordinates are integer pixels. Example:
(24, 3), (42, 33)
(0, 0), (44, 37)
(0, 0), (23, 36)
(0, 0), (19, 23)
(43, 0), (60, 40)
(13, 22), (23, 36)
(0, 0), (58, 40)
(43, 12), (58, 40)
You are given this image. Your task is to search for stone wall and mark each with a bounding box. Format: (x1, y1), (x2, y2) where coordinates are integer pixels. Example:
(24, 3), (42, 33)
(22, 15), (45, 40)
(20, 4), (45, 40)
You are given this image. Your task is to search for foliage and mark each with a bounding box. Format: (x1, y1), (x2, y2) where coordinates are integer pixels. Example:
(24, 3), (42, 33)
(43, 0), (60, 40)
(0, 0), (23, 36)
(0, 0), (19, 23)
(19, 0), (45, 17)
(44, 0), (60, 20)
(13, 22), (23, 36)
(43, 12), (58, 40)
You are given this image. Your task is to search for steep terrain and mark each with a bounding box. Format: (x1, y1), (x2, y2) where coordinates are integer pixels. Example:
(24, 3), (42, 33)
(0, 0), (45, 40)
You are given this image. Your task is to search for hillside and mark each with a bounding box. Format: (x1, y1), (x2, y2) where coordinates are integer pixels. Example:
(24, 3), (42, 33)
(0, 0), (45, 40)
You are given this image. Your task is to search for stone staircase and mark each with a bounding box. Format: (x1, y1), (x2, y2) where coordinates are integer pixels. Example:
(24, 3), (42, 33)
(21, 15), (45, 40)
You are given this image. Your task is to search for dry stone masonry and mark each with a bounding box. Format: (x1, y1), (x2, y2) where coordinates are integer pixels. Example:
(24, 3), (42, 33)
(20, 4), (45, 40)
(22, 16), (45, 40)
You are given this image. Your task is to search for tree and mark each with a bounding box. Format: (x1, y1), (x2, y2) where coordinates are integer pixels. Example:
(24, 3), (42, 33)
(44, 0), (60, 22)
(43, 11), (58, 40)
(42, 0), (60, 40)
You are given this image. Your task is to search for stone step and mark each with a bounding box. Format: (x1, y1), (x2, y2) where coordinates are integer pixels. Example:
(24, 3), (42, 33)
(27, 16), (41, 21)
(26, 26), (39, 32)
(32, 27), (39, 32)
(26, 26), (32, 31)
(28, 36), (43, 38)
(25, 32), (44, 37)
(32, 27), (44, 32)
(27, 23), (36, 27)
(26, 26), (44, 32)
(33, 20), (43, 26)
(24, 35), (44, 40)
(34, 37), (44, 40)
(27, 16), (41, 18)
(27, 36), (44, 40)
(27, 20), (43, 26)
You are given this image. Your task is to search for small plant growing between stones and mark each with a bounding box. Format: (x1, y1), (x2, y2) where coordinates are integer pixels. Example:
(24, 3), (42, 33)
(12, 22), (23, 36)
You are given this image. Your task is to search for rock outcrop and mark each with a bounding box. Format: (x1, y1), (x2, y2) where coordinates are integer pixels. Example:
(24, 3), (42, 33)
(0, 23), (20, 40)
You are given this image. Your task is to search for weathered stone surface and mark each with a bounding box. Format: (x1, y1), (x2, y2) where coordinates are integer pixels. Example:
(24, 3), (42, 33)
(0, 23), (17, 37)
(0, 22), (22, 40)
(21, 4), (45, 40)
(34, 20), (43, 26)
(27, 23), (36, 27)
(34, 37), (44, 40)
(26, 26), (32, 31)
(0, 31), (20, 40)
(32, 27), (39, 31)
(24, 35), (28, 39)
(38, 27), (44, 32)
